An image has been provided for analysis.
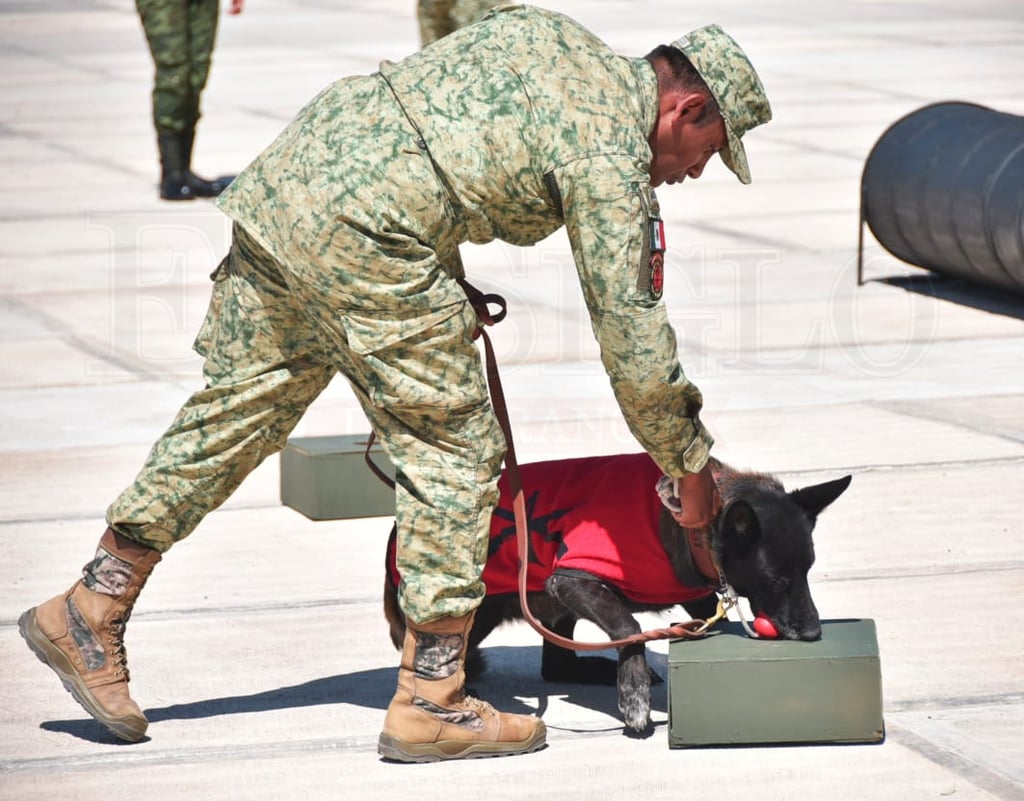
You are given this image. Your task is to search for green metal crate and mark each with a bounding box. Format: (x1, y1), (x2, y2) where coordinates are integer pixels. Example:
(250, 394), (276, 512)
(668, 618), (884, 747)
(280, 435), (395, 520)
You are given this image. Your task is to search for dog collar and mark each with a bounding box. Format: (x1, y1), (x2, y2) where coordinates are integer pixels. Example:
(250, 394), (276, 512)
(686, 526), (726, 590)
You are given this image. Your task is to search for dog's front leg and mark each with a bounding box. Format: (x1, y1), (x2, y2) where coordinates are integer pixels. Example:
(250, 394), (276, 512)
(546, 573), (653, 733)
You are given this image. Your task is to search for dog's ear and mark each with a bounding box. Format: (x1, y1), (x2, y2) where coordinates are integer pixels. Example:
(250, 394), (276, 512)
(719, 499), (761, 554)
(788, 475), (852, 520)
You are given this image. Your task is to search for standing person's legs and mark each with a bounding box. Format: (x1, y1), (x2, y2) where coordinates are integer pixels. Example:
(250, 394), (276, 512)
(137, 0), (194, 199)
(416, 0), (457, 46)
(449, 0), (494, 33)
(416, 0), (494, 46)
(137, 0), (192, 137)
(185, 0), (218, 118)
(19, 226), (335, 741)
(179, 0), (233, 196)
(137, 0), (228, 198)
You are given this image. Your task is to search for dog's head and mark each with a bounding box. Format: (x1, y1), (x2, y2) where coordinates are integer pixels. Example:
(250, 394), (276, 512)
(714, 473), (851, 641)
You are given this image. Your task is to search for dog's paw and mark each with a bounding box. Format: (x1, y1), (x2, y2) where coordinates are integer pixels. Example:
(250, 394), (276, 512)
(618, 689), (652, 733)
(618, 658), (652, 732)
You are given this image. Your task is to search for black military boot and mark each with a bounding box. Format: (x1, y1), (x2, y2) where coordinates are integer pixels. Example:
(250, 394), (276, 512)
(157, 132), (195, 201)
(180, 128), (234, 198)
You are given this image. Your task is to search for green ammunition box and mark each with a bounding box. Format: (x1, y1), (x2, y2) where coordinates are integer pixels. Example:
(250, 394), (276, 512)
(668, 619), (884, 747)
(280, 435), (396, 520)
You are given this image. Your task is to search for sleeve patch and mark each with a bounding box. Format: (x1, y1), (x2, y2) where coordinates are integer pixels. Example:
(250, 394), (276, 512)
(636, 212), (666, 301)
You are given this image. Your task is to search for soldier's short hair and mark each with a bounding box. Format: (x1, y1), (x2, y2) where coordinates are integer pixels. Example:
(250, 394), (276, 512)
(645, 45), (721, 127)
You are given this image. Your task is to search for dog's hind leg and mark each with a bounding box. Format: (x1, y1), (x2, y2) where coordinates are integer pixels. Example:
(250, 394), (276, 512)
(383, 576), (406, 651)
(539, 613), (617, 683)
(531, 590), (620, 686)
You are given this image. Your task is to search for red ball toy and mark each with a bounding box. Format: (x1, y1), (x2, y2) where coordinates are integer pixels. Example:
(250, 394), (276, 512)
(753, 615), (779, 639)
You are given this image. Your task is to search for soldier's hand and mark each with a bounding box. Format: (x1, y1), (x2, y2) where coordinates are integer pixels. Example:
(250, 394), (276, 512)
(669, 463), (722, 529)
(228, 0), (244, 15)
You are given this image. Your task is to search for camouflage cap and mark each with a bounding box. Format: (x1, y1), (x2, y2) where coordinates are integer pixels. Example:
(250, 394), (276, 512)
(671, 24), (771, 184)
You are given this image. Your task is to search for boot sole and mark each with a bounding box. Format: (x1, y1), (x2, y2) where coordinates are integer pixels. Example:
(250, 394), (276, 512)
(18, 608), (148, 743)
(377, 722), (547, 763)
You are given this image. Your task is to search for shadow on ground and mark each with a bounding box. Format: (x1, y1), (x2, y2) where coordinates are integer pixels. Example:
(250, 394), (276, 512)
(39, 646), (666, 742)
(873, 274), (1024, 319)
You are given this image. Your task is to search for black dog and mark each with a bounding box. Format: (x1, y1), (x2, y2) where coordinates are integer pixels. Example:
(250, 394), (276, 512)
(384, 452), (851, 732)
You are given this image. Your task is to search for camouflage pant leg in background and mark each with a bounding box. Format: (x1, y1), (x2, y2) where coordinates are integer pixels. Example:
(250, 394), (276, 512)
(136, 0), (219, 134)
(106, 227), (336, 551)
(416, 0), (496, 46)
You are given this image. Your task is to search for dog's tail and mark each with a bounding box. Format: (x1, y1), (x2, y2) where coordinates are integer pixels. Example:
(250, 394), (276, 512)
(383, 575), (405, 650)
(383, 523), (407, 650)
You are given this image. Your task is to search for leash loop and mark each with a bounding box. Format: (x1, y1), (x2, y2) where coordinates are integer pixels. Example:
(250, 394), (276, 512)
(457, 277), (507, 332)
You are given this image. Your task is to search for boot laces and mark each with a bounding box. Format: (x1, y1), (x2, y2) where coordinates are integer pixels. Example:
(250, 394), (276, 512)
(460, 693), (497, 718)
(107, 615), (130, 680)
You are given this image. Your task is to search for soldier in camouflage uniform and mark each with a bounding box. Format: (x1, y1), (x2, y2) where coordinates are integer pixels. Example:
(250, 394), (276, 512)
(20, 6), (771, 762)
(137, 0), (243, 200)
(417, 0), (496, 45)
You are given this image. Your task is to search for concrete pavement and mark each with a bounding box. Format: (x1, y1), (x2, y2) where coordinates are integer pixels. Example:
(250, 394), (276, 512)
(2, 1), (1022, 799)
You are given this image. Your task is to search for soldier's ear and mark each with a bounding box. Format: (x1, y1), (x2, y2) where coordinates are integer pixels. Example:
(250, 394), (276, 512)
(677, 92), (710, 121)
(789, 475), (852, 521)
(660, 90), (707, 127)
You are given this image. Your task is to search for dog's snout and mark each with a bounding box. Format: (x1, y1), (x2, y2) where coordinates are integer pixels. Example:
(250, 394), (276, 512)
(775, 618), (821, 641)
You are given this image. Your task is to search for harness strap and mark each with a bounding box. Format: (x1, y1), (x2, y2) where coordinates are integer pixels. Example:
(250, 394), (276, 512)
(686, 527), (723, 589)
(368, 278), (722, 650)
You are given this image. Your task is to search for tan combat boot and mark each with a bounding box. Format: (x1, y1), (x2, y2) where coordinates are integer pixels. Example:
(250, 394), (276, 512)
(19, 527), (161, 742)
(378, 611), (546, 762)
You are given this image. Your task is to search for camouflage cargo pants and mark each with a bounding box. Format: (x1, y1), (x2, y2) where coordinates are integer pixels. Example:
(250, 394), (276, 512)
(136, 0), (219, 134)
(106, 224), (507, 624)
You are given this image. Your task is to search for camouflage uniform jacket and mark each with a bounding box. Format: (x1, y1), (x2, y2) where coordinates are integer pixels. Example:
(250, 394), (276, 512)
(387, 452), (716, 605)
(217, 5), (711, 477)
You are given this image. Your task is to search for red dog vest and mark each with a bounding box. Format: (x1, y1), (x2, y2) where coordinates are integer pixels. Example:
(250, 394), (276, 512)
(387, 452), (714, 606)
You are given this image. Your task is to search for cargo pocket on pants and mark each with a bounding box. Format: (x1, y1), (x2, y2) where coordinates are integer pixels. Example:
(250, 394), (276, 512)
(339, 301), (489, 410)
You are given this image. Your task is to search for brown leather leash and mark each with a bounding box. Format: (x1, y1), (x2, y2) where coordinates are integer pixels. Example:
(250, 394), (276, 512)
(366, 278), (724, 651)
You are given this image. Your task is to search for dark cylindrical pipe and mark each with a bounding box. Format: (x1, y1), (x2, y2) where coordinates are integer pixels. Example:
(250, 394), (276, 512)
(861, 102), (1024, 294)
